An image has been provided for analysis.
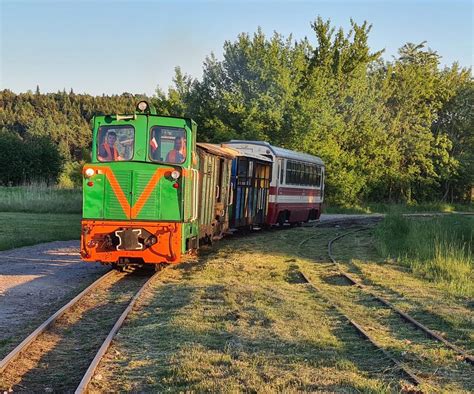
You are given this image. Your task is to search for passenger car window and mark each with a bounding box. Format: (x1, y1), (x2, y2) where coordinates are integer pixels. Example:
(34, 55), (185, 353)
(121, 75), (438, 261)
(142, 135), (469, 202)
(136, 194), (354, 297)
(97, 126), (134, 162)
(149, 126), (187, 164)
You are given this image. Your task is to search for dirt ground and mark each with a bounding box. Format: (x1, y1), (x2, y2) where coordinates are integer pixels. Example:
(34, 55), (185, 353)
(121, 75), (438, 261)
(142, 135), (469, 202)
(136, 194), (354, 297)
(0, 241), (107, 343)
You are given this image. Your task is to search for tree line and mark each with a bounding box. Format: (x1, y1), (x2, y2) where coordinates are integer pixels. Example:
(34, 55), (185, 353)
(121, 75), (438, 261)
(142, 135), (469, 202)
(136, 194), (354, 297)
(0, 18), (472, 205)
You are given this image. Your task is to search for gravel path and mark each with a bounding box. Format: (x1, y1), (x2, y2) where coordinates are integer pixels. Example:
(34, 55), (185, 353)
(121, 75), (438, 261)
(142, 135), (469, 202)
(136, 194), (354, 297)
(0, 241), (108, 341)
(319, 213), (384, 222)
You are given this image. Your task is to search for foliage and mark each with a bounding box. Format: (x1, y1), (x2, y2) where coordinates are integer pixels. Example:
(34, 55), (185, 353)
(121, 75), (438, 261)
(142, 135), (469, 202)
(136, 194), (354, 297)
(0, 90), (146, 186)
(0, 17), (472, 204)
(0, 130), (63, 185)
(157, 18), (472, 205)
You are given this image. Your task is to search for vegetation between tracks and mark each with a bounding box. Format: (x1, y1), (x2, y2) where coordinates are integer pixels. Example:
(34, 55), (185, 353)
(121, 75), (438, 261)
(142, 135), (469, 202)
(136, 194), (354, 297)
(0, 212), (81, 251)
(0, 273), (149, 392)
(326, 225), (473, 353)
(375, 215), (473, 297)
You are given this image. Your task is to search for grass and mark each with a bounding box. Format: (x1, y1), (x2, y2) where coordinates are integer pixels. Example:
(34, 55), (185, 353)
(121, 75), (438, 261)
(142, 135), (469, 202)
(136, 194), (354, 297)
(375, 215), (473, 297)
(325, 202), (474, 214)
(302, 223), (474, 353)
(300, 259), (473, 392)
(0, 184), (81, 250)
(0, 185), (82, 214)
(87, 226), (474, 392)
(298, 227), (473, 392)
(0, 212), (81, 250)
(89, 229), (402, 392)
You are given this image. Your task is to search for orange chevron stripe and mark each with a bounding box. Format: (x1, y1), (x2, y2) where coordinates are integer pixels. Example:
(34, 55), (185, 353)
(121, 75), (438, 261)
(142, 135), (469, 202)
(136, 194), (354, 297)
(105, 169), (131, 218)
(131, 168), (167, 218)
(85, 166), (171, 219)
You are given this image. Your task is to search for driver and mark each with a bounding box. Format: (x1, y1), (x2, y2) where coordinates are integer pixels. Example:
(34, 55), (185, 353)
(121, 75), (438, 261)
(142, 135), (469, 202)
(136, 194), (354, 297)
(166, 136), (186, 163)
(98, 131), (122, 161)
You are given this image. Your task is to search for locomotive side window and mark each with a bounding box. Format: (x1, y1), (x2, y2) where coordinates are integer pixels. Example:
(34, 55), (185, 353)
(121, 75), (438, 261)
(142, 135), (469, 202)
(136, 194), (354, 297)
(149, 126), (187, 164)
(97, 126), (135, 162)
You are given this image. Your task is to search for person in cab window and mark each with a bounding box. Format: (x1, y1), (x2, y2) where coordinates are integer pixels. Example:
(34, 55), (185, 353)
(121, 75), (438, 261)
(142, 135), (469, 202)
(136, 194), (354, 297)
(99, 131), (122, 161)
(166, 136), (186, 163)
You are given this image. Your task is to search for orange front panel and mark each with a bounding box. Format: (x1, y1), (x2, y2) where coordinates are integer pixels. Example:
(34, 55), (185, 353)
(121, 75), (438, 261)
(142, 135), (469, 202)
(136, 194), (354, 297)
(81, 220), (182, 264)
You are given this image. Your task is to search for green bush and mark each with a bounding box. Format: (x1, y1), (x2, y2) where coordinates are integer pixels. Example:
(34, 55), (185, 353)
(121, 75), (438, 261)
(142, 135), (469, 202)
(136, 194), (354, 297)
(58, 161), (84, 189)
(0, 130), (63, 185)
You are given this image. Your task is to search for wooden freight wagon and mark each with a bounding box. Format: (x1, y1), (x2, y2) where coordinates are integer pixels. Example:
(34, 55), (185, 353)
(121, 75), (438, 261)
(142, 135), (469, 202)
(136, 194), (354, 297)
(196, 143), (234, 243)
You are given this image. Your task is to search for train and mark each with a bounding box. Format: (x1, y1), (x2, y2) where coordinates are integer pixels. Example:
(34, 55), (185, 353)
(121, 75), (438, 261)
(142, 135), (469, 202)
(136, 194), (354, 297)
(80, 101), (325, 269)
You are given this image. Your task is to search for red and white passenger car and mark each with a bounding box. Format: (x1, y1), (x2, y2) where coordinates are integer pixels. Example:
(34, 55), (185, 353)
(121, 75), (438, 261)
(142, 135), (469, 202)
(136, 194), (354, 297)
(224, 141), (325, 225)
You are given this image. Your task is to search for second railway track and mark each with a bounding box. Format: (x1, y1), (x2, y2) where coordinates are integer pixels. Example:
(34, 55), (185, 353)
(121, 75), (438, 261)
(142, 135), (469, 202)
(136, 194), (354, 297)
(0, 267), (163, 393)
(297, 220), (473, 390)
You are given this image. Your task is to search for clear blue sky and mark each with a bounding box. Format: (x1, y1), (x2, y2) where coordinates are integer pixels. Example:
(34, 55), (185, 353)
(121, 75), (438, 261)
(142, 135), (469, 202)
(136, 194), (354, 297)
(1, 0), (472, 96)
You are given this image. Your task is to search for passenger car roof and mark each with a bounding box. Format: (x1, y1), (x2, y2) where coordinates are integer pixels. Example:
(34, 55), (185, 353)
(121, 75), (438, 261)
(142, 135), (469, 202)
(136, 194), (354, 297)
(226, 140), (324, 165)
(220, 144), (272, 163)
(197, 143), (272, 163)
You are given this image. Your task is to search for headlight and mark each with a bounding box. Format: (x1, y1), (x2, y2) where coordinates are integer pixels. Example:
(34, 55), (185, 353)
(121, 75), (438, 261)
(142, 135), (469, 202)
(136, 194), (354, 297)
(137, 101), (148, 112)
(84, 168), (95, 178)
(171, 170), (180, 180)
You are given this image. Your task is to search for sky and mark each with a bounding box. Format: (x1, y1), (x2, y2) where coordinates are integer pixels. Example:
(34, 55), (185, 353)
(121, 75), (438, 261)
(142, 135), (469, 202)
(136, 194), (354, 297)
(1, 0), (472, 96)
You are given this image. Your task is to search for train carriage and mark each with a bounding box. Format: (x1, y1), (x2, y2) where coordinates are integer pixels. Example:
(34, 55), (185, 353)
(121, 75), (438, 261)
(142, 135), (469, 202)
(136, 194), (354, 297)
(81, 103), (323, 269)
(196, 143), (234, 243)
(225, 148), (272, 228)
(224, 141), (325, 225)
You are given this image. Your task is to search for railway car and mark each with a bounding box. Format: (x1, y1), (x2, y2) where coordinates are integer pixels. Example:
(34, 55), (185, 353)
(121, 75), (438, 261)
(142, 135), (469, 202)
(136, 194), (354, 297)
(194, 143), (272, 239)
(223, 141), (325, 225)
(226, 148), (272, 229)
(195, 143), (234, 244)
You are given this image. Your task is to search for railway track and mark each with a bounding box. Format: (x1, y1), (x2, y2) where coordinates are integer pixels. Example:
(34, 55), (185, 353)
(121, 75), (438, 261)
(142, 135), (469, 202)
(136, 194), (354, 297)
(0, 267), (164, 393)
(297, 221), (473, 389)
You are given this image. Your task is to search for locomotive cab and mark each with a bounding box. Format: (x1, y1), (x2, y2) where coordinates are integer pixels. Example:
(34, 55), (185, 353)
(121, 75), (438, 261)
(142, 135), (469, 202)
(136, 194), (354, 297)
(81, 101), (200, 268)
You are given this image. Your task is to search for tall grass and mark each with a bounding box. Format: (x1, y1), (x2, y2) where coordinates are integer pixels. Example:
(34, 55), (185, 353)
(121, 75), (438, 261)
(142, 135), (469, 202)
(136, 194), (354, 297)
(0, 184), (82, 213)
(375, 214), (473, 297)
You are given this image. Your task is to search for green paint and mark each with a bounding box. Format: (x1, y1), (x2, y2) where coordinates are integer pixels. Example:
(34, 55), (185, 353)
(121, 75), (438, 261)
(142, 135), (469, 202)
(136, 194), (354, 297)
(83, 110), (199, 253)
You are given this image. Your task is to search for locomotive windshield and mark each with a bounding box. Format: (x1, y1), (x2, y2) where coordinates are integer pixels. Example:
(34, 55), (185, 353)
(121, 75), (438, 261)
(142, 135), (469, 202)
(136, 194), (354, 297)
(149, 126), (187, 164)
(97, 126), (135, 162)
